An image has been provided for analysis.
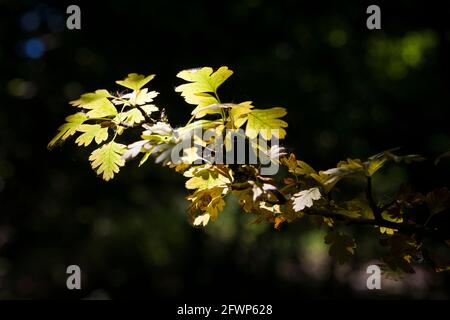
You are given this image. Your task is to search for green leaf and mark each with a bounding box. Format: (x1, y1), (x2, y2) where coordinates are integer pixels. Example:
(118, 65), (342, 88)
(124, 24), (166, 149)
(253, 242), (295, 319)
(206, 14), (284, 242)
(292, 187), (321, 212)
(245, 107), (288, 140)
(70, 90), (111, 108)
(48, 113), (88, 148)
(70, 89), (117, 118)
(191, 103), (229, 119)
(175, 66), (233, 105)
(116, 73), (155, 91)
(86, 101), (118, 118)
(229, 101), (254, 128)
(186, 93), (218, 109)
(75, 124), (109, 146)
(324, 231), (357, 264)
(89, 141), (126, 181)
(139, 152), (151, 167)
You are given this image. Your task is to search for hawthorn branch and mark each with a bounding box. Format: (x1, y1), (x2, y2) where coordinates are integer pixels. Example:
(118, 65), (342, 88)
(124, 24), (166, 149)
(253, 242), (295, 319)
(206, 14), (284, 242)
(231, 180), (442, 241)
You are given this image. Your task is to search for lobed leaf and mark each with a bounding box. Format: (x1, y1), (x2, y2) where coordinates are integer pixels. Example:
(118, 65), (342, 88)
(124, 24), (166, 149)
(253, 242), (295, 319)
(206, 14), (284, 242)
(89, 141), (126, 181)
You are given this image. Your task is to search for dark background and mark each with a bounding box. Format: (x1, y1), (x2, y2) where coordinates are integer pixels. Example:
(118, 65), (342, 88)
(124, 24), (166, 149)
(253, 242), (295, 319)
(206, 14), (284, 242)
(0, 0), (449, 299)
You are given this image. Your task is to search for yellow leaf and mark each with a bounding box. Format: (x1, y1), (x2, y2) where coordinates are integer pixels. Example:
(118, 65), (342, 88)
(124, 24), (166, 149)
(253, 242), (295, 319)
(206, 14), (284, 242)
(175, 66), (233, 106)
(184, 166), (231, 190)
(365, 156), (388, 176)
(48, 113), (88, 148)
(116, 73), (155, 91)
(229, 101), (254, 128)
(70, 89), (117, 118)
(380, 227), (397, 235)
(191, 103), (228, 119)
(75, 124), (109, 146)
(282, 154), (316, 176)
(89, 141), (126, 181)
(70, 89), (112, 109)
(187, 187), (226, 221)
(186, 92), (218, 109)
(245, 107), (288, 140)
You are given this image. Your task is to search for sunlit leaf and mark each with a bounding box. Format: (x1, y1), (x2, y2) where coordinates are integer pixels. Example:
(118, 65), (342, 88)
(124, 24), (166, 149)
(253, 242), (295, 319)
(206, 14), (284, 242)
(140, 104), (159, 115)
(75, 124), (109, 146)
(70, 89), (118, 118)
(187, 186), (227, 222)
(121, 108), (145, 125)
(229, 101), (254, 128)
(175, 66), (233, 100)
(282, 153), (316, 176)
(70, 89), (112, 109)
(48, 113), (88, 148)
(292, 187), (321, 212)
(89, 141), (126, 181)
(116, 73), (155, 91)
(184, 165), (232, 190)
(245, 107), (288, 140)
(187, 93), (218, 109)
(193, 213), (211, 227)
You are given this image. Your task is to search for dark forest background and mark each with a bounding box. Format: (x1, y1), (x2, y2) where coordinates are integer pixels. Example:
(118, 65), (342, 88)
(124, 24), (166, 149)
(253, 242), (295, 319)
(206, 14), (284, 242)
(0, 0), (449, 299)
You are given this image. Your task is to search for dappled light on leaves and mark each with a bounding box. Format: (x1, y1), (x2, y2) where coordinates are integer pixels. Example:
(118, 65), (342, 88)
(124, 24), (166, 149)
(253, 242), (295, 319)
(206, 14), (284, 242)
(49, 66), (450, 274)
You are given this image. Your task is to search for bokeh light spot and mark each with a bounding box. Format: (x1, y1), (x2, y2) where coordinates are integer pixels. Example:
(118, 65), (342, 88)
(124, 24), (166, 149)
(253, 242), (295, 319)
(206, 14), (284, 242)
(24, 38), (45, 59)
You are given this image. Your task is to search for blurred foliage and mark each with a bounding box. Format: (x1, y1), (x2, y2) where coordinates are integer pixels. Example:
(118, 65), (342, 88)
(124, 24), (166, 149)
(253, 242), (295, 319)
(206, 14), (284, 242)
(0, 0), (449, 299)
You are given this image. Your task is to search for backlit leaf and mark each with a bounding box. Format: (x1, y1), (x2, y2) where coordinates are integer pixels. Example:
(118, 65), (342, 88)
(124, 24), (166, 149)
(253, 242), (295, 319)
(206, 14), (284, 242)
(75, 124), (109, 146)
(48, 113), (88, 148)
(245, 107), (288, 140)
(292, 187), (322, 212)
(89, 141), (126, 181)
(116, 73), (155, 91)
(184, 165), (232, 191)
(175, 67), (233, 102)
(70, 89), (112, 109)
